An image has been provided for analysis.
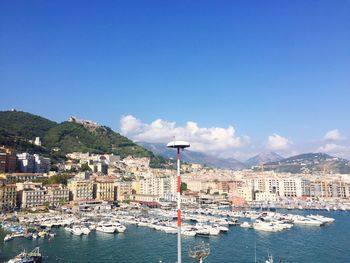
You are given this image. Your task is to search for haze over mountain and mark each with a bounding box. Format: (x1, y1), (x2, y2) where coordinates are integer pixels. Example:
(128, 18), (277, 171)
(259, 152), (350, 174)
(245, 152), (284, 167)
(138, 142), (246, 170)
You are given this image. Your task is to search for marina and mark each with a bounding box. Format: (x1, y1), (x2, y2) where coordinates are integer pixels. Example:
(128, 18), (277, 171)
(1, 208), (349, 262)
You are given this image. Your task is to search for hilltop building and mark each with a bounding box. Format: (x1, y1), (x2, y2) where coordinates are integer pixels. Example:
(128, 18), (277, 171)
(34, 137), (42, 146)
(68, 116), (100, 129)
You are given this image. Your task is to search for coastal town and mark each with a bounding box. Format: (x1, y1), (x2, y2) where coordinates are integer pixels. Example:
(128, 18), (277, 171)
(2, 1), (349, 262)
(1, 117), (348, 262)
(2, 129), (350, 216)
(1, 138), (345, 261)
(1, 143), (350, 215)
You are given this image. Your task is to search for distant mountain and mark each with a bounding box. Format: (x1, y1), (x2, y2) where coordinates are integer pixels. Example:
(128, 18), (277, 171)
(259, 152), (350, 174)
(138, 142), (246, 170)
(0, 111), (168, 168)
(245, 152), (283, 167)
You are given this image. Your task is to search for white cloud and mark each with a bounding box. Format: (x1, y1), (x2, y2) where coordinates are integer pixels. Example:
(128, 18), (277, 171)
(318, 143), (347, 153)
(324, 129), (343, 141)
(119, 115), (249, 154)
(318, 143), (350, 158)
(267, 133), (291, 150)
(120, 115), (142, 134)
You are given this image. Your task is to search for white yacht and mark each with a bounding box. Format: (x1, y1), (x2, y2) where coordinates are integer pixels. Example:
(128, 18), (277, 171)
(113, 222), (126, 233)
(80, 226), (91, 235)
(240, 222), (252, 228)
(292, 216), (323, 226)
(4, 234), (12, 242)
(64, 226), (72, 233)
(71, 226), (83, 236)
(209, 226), (220, 236)
(212, 224), (229, 232)
(96, 222), (117, 233)
(253, 221), (283, 232)
(307, 214), (335, 223)
(162, 226), (177, 234)
(182, 229), (197, 237)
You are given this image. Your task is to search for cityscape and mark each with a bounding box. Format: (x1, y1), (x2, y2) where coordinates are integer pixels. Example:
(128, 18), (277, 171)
(1, 1), (350, 263)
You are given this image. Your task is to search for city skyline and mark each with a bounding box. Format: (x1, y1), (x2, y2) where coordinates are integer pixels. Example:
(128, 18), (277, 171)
(1, 1), (349, 159)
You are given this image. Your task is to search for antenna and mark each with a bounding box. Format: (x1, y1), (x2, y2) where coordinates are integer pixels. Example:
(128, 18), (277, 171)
(188, 242), (210, 263)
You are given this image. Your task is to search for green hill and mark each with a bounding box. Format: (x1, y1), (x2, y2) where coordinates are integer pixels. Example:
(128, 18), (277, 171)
(0, 128), (49, 155)
(44, 121), (152, 158)
(0, 110), (56, 139)
(0, 110), (169, 168)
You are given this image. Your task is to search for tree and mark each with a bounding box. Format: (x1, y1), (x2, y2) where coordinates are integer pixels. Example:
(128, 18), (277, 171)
(80, 163), (91, 172)
(181, 182), (187, 193)
(43, 201), (50, 209)
(42, 173), (72, 186)
(59, 198), (67, 206)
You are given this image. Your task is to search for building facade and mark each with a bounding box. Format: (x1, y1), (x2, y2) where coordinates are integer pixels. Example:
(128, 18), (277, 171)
(0, 182), (17, 211)
(0, 147), (17, 173)
(46, 185), (70, 207)
(94, 178), (116, 201)
(67, 180), (94, 201)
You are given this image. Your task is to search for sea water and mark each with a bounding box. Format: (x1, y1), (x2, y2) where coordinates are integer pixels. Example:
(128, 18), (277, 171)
(1, 210), (349, 263)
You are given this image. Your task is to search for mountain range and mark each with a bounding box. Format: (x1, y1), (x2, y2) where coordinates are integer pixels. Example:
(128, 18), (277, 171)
(1, 110), (350, 174)
(139, 142), (350, 174)
(260, 152), (350, 174)
(138, 142), (247, 170)
(245, 152), (284, 167)
(139, 142), (284, 170)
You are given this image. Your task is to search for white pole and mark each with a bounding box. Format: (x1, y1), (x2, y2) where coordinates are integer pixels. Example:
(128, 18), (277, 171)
(177, 147), (181, 263)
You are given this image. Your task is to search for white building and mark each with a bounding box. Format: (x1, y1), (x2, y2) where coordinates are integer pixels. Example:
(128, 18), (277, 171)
(17, 153), (35, 173)
(17, 153), (50, 173)
(34, 154), (51, 173)
(34, 137), (42, 146)
(140, 175), (176, 201)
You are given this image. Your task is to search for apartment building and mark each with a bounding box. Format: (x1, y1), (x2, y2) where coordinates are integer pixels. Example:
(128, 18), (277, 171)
(0, 180), (17, 211)
(0, 147), (17, 173)
(17, 153), (50, 173)
(67, 179), (94, 201)
(94, 177), (116, 201)
(140, 176), (176, 200)
(46, 184), (69, 207)
(17, 182), (46, 208)
(115, 181), (133, 201)
(5, 173), (47, 183)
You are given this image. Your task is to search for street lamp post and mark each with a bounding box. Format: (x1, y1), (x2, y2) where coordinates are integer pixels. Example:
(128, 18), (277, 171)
(167, 140), (190, 263)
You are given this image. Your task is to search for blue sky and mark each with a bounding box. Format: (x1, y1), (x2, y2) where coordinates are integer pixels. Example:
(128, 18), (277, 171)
(1, 1), (349, 159)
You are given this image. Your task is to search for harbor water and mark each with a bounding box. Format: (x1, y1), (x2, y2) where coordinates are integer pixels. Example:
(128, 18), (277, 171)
(1, 210), (349, 263)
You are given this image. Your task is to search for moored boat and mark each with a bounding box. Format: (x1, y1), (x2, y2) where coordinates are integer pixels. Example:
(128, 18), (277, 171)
(7, 247), (42, 263)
